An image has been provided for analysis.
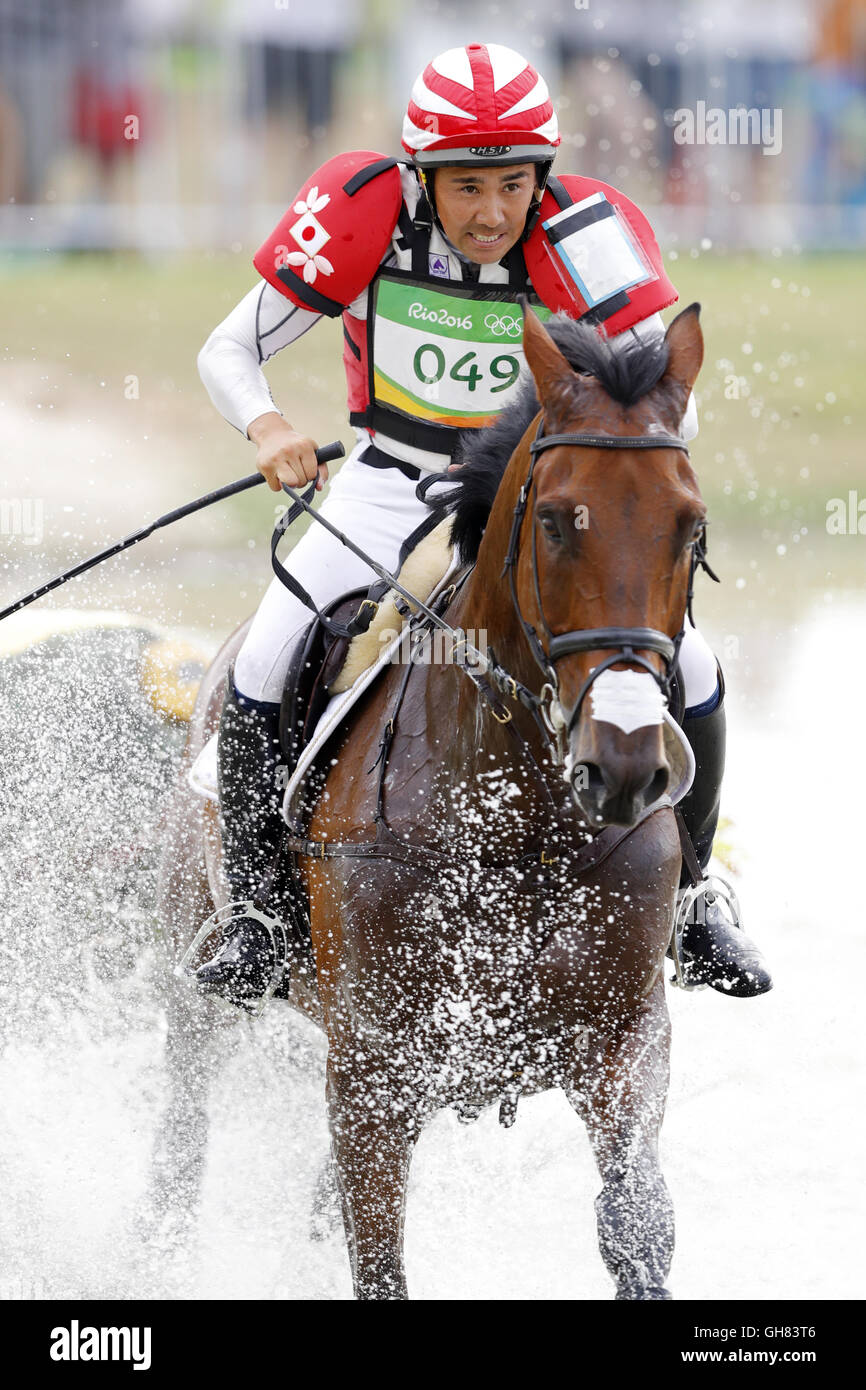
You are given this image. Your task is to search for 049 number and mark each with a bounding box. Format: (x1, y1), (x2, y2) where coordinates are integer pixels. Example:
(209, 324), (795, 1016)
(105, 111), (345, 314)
(412, 345), (519, 394)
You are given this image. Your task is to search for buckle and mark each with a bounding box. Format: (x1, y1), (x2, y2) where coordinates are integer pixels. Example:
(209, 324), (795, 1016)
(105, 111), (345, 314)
(354, 597), (379, 630)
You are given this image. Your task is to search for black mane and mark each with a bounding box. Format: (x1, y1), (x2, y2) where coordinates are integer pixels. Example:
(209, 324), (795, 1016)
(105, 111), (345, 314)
(431, 314), (670, 565)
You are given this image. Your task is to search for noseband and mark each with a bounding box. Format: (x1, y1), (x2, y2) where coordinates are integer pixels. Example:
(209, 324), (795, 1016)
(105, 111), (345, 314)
(500, 417), (712, 751)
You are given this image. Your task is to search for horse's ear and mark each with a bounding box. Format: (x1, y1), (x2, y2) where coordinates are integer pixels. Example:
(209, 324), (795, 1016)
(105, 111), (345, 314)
(662, 303), (704, 413)
(520, 301), (578, 420)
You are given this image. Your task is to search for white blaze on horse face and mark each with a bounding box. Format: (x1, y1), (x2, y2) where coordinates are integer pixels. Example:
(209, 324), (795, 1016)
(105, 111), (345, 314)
(589, 669), (665, 734)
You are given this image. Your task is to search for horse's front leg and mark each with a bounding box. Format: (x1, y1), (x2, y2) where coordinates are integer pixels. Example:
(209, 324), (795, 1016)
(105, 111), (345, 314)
(326, 1053), (418, 1301)
(567, 984), (674, 1300)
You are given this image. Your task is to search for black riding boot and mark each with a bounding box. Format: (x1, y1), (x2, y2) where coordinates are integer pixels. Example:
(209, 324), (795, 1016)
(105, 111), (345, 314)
(193, 675), (284, 1008)
(675, 669), (772, 997)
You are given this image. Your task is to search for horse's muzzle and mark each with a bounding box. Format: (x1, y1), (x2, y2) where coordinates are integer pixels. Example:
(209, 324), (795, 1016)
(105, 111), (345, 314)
(569, 722), (670, 827)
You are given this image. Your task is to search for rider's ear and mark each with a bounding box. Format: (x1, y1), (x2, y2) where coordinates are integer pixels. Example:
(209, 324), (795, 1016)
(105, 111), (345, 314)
(661, 303), (704, 418)
(521, 300), (579, 424)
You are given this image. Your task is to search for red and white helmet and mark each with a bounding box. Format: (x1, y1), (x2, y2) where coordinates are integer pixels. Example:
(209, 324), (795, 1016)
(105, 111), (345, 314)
(402, 42), (560, 169)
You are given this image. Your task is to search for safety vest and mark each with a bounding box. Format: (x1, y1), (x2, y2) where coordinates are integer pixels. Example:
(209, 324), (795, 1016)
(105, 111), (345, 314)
(254, 151), (678, 459)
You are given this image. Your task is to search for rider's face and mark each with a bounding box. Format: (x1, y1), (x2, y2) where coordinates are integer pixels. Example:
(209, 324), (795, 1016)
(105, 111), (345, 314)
(432, 164), (539, 263)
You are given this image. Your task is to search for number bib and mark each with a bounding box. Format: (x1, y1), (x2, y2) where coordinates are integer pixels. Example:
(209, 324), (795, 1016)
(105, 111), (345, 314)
(368, 274), (550, 439)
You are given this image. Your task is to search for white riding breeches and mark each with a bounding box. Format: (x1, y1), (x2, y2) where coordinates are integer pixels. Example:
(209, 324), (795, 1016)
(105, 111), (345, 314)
(233, 440), (720, 713)
(234, 441), (435, 704)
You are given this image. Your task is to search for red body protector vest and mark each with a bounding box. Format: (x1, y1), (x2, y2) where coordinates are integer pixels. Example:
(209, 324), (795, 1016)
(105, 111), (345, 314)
(254, 151), (678, 458)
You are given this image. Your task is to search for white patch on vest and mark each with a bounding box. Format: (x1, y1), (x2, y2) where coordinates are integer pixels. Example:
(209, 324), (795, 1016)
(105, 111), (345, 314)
(590, 669), (665, 734)
(428, 253), (450, 278)
(543, 194), (651, 308)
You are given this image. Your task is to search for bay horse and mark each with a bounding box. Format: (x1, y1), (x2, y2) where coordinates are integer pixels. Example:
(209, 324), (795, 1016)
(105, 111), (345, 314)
(153, 301), (706, 1300)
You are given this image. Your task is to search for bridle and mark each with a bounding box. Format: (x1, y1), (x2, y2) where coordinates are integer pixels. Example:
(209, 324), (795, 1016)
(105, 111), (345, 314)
(276, 410), (717, 922)
(484, 415), (717, 762)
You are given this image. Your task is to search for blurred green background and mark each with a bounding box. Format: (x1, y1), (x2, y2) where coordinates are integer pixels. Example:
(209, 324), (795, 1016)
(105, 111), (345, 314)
(1, 248), (861, 646)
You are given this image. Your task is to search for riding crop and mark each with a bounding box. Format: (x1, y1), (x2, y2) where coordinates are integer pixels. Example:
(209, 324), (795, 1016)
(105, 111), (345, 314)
(0, 441), (346, 623)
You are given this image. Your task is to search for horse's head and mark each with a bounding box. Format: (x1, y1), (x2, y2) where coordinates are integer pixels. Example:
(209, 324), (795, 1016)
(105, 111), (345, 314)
(518, 303), (705, 826)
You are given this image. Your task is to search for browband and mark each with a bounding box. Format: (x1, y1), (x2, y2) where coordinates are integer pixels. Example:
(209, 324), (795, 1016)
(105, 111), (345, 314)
(530, 430), (690, 456)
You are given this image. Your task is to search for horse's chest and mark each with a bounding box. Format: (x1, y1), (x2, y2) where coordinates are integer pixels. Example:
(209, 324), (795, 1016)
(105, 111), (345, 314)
(329, 856), (613, 1042)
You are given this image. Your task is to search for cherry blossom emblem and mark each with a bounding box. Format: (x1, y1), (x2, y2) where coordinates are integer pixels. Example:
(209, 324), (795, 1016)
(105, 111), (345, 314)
(284, 186), (333, 284)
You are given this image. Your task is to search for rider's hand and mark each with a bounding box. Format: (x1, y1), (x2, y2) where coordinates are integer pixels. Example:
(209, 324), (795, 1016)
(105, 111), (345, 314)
(247, 412), (329, 493)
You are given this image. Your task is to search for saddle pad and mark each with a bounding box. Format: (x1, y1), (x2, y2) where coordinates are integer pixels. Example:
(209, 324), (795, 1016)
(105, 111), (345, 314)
(329, 516), (454, 693)
(187, 525), (458, 804)
(188, 730), (219, 800)
(662, 712), (695, 805)
(280, 547), (463, 823)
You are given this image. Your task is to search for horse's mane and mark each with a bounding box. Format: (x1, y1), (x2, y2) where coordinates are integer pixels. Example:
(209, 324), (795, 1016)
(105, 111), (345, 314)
(431, 314), (671, 566)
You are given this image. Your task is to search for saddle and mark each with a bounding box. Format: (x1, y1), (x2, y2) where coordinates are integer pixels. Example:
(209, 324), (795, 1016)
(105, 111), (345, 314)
(277, 508), (451, 791)
(278, 584), (372, 780)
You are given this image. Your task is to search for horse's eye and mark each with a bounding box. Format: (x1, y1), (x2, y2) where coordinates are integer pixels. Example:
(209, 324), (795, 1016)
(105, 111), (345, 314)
(539, 516), (559, 538)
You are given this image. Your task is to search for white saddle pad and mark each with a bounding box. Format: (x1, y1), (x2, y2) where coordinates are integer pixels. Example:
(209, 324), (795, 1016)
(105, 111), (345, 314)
(280, 549), (463, 822)
(187, 549), (463, 806)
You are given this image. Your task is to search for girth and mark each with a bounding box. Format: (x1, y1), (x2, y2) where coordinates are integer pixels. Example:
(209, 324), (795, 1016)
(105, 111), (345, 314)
(284, 800), (669, 890)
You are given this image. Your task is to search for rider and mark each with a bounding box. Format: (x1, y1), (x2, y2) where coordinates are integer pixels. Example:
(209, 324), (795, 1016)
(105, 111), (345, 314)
(192, 42), (772, 1008)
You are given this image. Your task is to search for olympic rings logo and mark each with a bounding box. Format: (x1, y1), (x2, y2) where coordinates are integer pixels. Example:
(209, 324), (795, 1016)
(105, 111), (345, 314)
(483, 312), (522, 338)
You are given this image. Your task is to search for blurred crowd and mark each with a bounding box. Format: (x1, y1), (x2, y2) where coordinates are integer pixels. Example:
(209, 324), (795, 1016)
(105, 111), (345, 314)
(0, 0), (864, 246)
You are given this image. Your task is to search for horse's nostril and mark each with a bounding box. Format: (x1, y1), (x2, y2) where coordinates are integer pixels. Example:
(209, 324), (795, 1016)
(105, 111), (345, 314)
(578, 762), (607, 797)
(646, 766), (669, 806)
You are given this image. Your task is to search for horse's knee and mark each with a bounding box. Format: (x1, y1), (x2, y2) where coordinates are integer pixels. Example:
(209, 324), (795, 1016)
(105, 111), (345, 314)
(595, 1166), (674, 1300)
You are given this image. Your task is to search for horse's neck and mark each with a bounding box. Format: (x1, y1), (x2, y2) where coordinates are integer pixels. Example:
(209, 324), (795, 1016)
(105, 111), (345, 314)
(424, 453), (570, 842)
(456, 442), (545, 702)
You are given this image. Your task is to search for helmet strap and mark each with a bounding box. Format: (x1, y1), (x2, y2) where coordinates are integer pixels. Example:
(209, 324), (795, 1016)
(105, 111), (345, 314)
(521, 160), (554, 241)
(415, 168), (441, 232)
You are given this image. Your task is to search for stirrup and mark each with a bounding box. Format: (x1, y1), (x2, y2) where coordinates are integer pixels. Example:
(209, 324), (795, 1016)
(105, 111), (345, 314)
(176, 900), (288, 1018)
(669, 874), (741, 992)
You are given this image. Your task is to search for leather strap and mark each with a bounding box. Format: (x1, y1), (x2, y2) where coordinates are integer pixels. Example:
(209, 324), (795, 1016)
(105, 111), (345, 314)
(287, 802), (669, 886)
(270, 480), (379, 640)
(530, 431), (690, 456)
(675, 807), (705, 888)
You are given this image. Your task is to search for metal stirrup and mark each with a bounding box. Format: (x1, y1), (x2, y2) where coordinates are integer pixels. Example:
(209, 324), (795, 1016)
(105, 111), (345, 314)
(670, 874), (742, 991)
(176, 902), (288, 1018)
